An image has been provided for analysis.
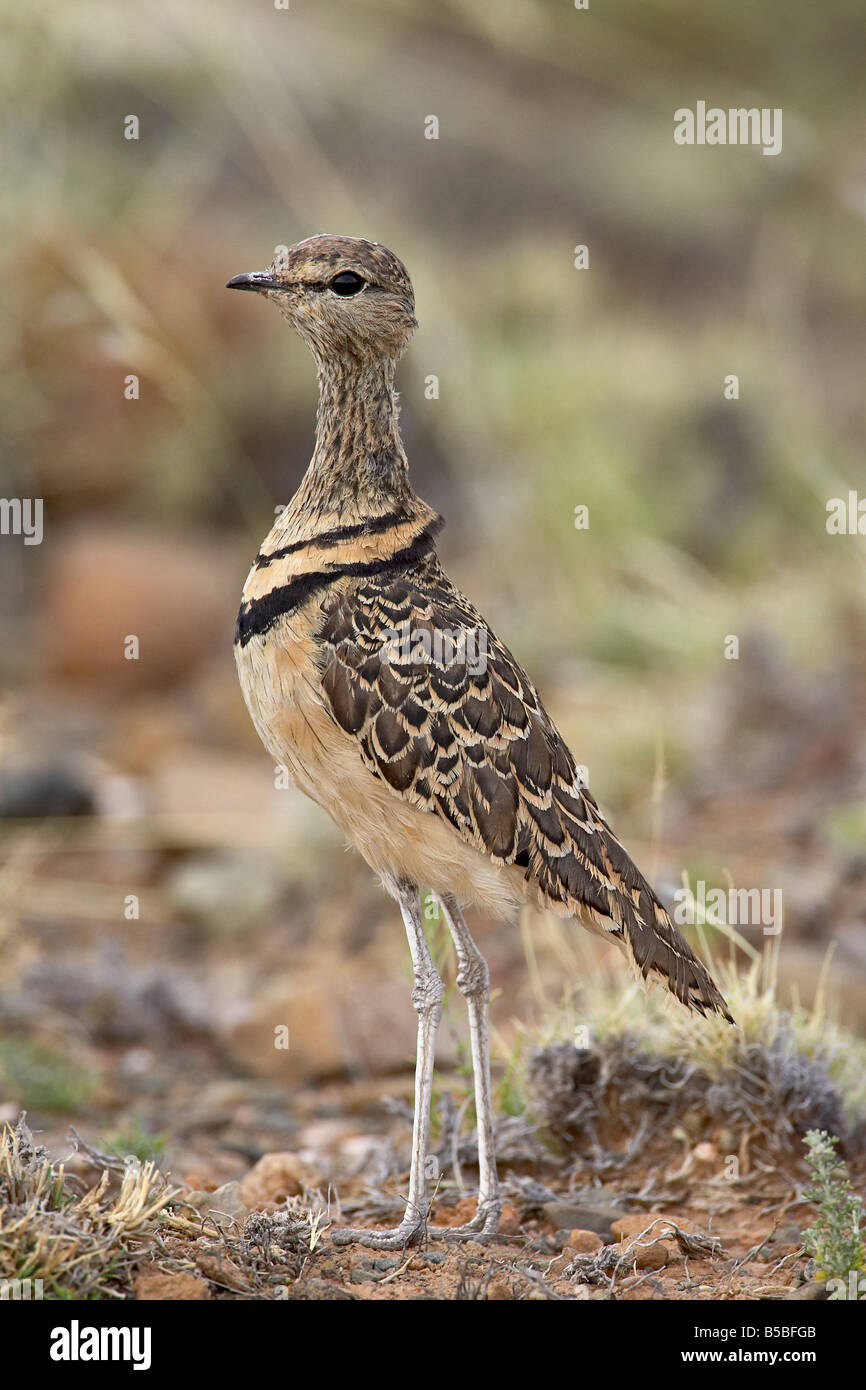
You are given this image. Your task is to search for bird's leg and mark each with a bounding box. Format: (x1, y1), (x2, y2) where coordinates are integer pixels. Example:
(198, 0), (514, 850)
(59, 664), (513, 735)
(432, 894), (501, 1239)
(330, 878), (442, 1250)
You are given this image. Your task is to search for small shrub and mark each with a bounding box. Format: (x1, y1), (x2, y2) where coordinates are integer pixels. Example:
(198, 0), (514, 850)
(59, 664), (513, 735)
(802, 1129), (865, 1297)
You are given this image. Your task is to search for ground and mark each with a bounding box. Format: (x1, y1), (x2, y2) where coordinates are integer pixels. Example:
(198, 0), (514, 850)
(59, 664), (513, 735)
(1, 669), (864, 1302)
(2, 1042), (852, 1301)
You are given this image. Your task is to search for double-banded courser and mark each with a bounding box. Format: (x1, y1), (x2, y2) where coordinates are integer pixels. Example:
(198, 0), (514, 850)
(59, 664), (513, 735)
(228, 236), (732, 1249)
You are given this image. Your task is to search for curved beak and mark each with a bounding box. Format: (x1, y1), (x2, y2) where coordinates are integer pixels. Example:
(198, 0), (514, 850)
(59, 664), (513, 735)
(226, 271), (282, 293)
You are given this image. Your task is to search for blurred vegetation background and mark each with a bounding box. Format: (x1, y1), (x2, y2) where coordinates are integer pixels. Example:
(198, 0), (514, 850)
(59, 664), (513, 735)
(0, 0), (865, 1166)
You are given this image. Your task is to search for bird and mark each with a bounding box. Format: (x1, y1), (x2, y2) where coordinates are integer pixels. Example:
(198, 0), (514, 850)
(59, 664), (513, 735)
(227, 234), (732, 1249)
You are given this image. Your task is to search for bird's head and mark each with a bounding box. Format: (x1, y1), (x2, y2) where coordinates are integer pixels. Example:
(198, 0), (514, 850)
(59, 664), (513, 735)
(226, 234), (417, 365)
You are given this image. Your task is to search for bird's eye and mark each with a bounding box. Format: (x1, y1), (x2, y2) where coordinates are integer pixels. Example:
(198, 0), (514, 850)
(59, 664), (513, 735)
(330, 271), (366, 297)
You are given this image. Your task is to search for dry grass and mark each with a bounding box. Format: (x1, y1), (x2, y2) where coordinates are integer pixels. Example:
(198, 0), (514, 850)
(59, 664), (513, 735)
(0, 1116), (176, 1298)
(514, 912), (866, 1172)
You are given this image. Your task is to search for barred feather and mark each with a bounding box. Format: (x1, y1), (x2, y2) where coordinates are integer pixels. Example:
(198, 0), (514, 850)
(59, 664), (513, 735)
(313, 550), (731, 1022)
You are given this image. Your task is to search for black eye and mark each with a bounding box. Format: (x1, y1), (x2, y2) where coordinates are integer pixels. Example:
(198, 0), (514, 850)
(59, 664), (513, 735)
(330, 271), (365, 297)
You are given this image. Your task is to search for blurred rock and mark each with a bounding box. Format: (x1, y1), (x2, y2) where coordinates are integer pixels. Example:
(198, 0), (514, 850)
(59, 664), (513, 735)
(240, 1151), (320, 1210)
(542, 1195), (623, 1241)
(41, 525), (235, 689)
(182, 1079), (259, 1130)
(566, 1229), (603, 1254)
(183, 1188), (221, 1212)
(208, 1179), (249, 1219)
(633, 1242), (671, 1270)
(786, 1281), (829, 1301)
(611, 1212), (669, 1242)
(184, 1180), (248, 1220)
(227, 977), (343, 1081)
(224, 967), (431, 1082)
(192, 1247), (248, 1290)
(0, 764), (95, 818)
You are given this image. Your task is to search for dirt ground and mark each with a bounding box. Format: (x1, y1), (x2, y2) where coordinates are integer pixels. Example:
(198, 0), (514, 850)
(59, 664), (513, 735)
(5, 1055), (840, 1302)
(1, 653), (864, 1305)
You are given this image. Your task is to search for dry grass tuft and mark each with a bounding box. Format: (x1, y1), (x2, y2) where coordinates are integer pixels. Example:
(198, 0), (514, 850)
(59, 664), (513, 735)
(0, 1115), (177, 1298)
(519, 922), (866, 1170)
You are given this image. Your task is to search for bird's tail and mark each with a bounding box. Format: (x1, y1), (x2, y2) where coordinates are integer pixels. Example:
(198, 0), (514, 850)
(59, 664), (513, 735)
(532, 796), (734, 1023)
(611, 883), (734, 1023)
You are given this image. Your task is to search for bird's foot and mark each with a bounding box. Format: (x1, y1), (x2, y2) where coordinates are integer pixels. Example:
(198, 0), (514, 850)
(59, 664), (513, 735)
(329, 1215), (426, 1250)
(428, 1199), (501, 1243)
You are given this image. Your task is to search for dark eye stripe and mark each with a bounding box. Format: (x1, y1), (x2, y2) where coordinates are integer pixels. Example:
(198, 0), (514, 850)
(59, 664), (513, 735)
(265, 276), (379, 294)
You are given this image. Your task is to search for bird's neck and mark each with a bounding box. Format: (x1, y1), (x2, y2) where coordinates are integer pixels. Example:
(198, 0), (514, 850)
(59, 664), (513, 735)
(292, 356), (412, 525)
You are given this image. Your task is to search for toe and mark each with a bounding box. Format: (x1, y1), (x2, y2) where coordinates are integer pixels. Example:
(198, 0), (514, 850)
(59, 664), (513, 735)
(330, 1219), (425, 1250)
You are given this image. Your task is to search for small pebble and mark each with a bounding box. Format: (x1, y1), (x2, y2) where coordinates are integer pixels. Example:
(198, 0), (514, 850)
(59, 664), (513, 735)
(633, 1241), (671, 1270)
(567, 1229), (603, 1255)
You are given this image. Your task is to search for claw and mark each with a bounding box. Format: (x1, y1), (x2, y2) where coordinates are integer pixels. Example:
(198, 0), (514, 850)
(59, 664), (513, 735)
(428, 1201), (501, 1242)
(329, 1218), (426, 1250)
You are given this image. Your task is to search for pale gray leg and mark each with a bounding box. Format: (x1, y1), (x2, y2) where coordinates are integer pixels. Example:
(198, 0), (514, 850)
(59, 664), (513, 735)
(331, 877), (442, 1249)
(435, 894), (501, 1237)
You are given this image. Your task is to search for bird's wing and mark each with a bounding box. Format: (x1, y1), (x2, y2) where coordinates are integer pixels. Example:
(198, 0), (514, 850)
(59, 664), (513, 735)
(317, 554), (731, 1022)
